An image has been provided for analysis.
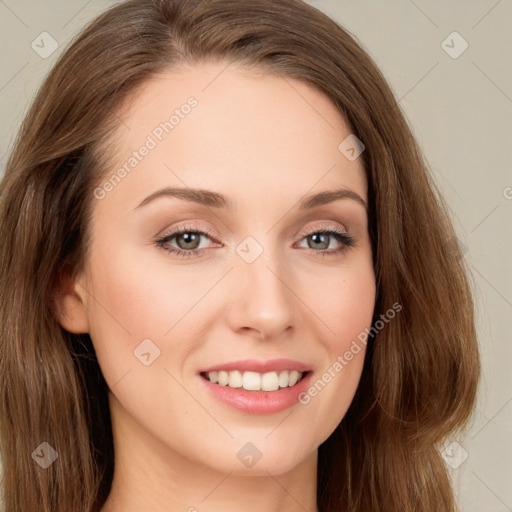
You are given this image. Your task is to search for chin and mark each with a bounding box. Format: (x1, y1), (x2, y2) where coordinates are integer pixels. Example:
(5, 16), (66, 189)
(205, 439), (315, 477)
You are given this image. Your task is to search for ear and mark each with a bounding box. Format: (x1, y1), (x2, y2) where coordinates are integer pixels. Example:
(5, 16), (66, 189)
(54, 269), (90, 334)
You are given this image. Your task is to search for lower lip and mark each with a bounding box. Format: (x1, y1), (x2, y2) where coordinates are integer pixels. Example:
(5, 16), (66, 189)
(198, 372), (313, 414)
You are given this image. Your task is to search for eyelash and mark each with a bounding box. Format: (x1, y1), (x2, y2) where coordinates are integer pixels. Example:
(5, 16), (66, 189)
(155, 223), (355, 259)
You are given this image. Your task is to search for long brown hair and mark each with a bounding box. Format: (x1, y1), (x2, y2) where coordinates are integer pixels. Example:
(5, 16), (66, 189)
(0, 0), (480, 510)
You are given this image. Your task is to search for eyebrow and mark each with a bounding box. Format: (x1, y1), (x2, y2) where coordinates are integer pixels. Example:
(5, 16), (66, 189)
(133, 186), (368, 212)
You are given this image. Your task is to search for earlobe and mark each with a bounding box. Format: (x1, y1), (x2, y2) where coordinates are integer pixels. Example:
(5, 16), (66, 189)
(54, 271), (90, 334)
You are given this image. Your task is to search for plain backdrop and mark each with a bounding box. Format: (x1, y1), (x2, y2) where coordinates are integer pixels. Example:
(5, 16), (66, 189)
(0, 1), (511, 511)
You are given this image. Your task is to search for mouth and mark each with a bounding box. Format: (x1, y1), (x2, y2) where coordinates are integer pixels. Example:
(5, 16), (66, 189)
(200, 370), (311, 392)
(197, 358), (314, 413)
(198, 363), (314, 414)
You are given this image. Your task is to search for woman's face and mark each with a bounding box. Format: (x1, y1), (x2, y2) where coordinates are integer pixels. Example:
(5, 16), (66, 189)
(61, 61), (375, 476)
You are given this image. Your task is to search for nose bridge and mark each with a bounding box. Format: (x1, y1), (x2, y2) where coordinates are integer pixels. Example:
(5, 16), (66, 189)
(228, 234), (295, 337)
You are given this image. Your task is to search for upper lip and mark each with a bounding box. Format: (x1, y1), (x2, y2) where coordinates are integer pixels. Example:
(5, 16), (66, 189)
(199, 358), (313, 374)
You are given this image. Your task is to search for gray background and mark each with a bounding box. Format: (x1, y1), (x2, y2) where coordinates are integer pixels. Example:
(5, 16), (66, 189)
(0, 1), (511, 510)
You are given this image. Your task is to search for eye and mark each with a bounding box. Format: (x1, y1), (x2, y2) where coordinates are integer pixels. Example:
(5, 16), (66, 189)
(155, 223), (220, 259)
(295, 226), (355, 256)
(155, 223), (355, 259)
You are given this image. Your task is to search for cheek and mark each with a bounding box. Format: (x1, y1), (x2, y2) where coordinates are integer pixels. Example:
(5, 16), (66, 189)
(297, 259), (375, 433)
(86, 230), (376, 376)
(83, 240), (178, 382)
(309, 258), (376, 351)
(87, 240), (201, 338)
(83, 236), (226, 387)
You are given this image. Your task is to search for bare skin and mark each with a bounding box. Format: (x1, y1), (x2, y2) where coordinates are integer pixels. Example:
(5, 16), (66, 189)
(57, 60), (376, 512)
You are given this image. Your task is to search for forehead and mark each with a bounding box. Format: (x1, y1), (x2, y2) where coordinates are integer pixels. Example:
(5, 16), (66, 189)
(96, 60), (367, 214)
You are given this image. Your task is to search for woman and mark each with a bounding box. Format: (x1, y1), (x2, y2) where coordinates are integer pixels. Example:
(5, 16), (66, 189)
(0, 0), (480, 511)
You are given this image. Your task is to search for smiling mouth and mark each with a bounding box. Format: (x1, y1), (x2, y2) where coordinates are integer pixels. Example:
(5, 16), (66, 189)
(200, 370), (310, 391)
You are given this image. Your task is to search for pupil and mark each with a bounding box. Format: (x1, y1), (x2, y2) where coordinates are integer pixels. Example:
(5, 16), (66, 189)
(179, 232), (199, 249)
(310, 233), (328, 250)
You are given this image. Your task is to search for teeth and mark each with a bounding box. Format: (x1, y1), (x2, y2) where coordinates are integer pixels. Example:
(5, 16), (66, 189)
(218, 371), (229, 386)
(204, 370), (305, 391)
(278, 371), (289, 388)
(288, 370), (300, 386)
(243, 371), (261, 391)
(261, 371), (279, 391)
(228, 370), (243, 388)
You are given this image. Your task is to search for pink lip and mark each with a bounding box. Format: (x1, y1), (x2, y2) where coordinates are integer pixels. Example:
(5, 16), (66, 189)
(199, 371), (313, 415)
(198, 358), (313, 374)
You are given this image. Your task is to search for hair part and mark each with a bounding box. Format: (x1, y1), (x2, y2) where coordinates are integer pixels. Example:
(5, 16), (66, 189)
(0, 0), (480, 510)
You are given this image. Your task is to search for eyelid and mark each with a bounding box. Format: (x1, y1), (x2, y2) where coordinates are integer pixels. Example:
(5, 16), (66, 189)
(297, 221), (349, 238)
(156, 222), (219, 242)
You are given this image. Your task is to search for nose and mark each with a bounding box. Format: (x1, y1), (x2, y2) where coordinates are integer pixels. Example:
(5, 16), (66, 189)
(225, 244), (296, 341)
